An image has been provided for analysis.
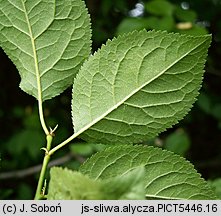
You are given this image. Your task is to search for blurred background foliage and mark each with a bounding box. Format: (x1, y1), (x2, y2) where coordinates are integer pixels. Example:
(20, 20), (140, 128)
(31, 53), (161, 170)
(1, 0), (221, 199)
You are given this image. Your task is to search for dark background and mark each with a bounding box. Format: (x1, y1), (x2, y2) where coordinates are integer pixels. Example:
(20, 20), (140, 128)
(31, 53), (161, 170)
(1, 0), (221, 199)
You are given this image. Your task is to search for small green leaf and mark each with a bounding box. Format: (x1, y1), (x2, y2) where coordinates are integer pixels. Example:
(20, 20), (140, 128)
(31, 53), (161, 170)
(164, 128), (190, 155)
(0, 0), (91, 101)
(145, 0), (174, 16)
(72, 30), (211, 144)
(80, 145), (217, 199)
(147, 16), (175, 31)
(116, 18), (149, 35)
(175, 7), (197, 22)
(47, 166), (145, 200)
(47, 167), (102, 200)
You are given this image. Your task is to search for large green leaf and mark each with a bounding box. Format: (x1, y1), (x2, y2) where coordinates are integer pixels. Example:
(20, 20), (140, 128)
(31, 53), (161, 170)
(80, 145), (217, 200)
(47, 166), (145, 200)
(72, 30), (211, 144)
(0, 0), (91, 101)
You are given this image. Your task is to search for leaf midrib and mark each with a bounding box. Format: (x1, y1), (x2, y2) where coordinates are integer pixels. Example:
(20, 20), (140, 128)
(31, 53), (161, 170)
(21, 0), (42, 100)
(74, 38), (207, 136)
(145, 194), (183, 200)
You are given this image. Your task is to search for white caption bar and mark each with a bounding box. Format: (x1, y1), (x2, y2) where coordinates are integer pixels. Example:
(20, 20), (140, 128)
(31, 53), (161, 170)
(0, 200), (221, 216)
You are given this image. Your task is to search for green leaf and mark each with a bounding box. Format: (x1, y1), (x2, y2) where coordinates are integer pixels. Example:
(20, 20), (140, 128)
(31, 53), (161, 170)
(164, 128), (190, 156)
(116, 18), (149, 35)
(80, 145), (217, 200)
(7, 129), (44, 161)
(0, 0), (91, 101)
(175, 7), (197, 22)
(208, 178), (221, 199)
(102, 166), (145, 200)
(47, 166), (145, 200)
(70, 142), (94, 156)
(72, 30), (211, 144)
(146, 16), (175, 31)
(70, 142), (107, 156)
(47, 167), (102, 200)
(145, 0), (174, 16)
(176, 25), (208, 36)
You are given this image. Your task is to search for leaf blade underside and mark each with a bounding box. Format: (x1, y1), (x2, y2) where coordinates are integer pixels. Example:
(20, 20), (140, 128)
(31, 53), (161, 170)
(72, 30), (211, 144)
(0, 0), (91, 101)
(80, 145), (217, 200)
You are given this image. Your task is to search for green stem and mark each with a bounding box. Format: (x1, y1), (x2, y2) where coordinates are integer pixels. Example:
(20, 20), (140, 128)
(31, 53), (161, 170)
(34, 135), (53, 200)
(38, 100), (49, 135)
(49, 133), (77, 156)
(49, 119), (97, 155)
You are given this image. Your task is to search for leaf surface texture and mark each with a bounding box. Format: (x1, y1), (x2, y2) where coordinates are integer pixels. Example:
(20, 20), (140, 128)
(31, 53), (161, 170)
(72, 30), (211, 143)
(80, 145), (217, 200)
(0, 0), (91, 100)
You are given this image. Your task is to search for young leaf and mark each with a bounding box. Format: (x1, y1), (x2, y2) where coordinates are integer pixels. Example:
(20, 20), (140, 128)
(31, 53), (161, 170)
(47, 167), (102, 200)
(47, 166), (145, 200)
(80, 145), (217, 200)
(72, 30), (211, 144)
(0, 0), (91, 101)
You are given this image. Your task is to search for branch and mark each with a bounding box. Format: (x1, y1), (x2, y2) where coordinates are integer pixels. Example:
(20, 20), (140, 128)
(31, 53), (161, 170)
(0, 153), (85, 180)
